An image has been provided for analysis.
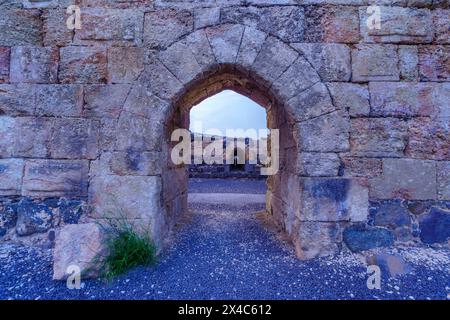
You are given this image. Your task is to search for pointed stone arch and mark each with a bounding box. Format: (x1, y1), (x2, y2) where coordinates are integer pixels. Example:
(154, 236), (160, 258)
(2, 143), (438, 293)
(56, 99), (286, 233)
(89, 24), (365, 259)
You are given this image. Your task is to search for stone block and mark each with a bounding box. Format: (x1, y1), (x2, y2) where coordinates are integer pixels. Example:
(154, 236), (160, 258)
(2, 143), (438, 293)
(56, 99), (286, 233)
(370, 200), (411, 228)
(295, 222), (341, 260)
(205, 24), (244, 64)
(236, 27), (267, 68)
(418, 45), (450, 81)
(437, 162), (450, 200)
(0, 200), (17, 237)
(108, 151), (163, 176)
(194, 7), (220, 29)
(36, 85), (83, 117)
(0, 10), (43, 46)
(327, 83), (370, 117)
(14, 117), (53, 158)
(143, 9), (193, 49)
(59, 46), (107, 84)
(399, 45), (419, 81)
(433, 9), (450, 43)
(84, 85), (130, 119)
(43, 9), (73, 46)
(251, 36), (298, 84)
(350, 118), (408, 157)
(299, 178), (369, 222)
(22, 159), (89, 198)
(359, 6), (433, 43)
(298, 153), (340, 177)
(74, 8), (144, 46)
(53, 223), (106, 280)
(304, 5), (359, 43)
(297, 111), (350, 152)
(0, 84), (36, 116)
(343, 224), (394, 252)
(419, 207), (450, 244)
(370, 158), (437, 200)
(0, 159), (24, 196)
(291, 43), (351, 81)
(16, 198), (54, 236)
(50, 118), (100, 159)
(352, 44), (399, 82)
(287, 82), (336, 122)
(10, 46), (58, 83)
(341, 157), (382, 178)
(221, 6), (305, 42)
(107, 47), (144, 84)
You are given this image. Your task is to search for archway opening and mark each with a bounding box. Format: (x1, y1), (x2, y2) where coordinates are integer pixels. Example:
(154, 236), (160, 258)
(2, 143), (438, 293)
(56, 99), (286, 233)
(162, 65), (300, 249)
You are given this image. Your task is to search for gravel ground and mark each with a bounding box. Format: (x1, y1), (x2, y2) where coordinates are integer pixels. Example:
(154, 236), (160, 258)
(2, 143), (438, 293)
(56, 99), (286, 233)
(0, 179), (449, 300)
(189, 178), (266, 194)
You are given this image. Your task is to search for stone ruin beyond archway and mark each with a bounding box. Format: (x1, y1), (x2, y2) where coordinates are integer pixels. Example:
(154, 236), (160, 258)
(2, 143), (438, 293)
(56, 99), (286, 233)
(0, 3), (448, 280)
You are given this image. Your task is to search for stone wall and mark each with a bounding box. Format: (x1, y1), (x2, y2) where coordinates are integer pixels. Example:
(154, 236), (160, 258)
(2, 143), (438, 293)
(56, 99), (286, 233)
(0, 0), (449, 273)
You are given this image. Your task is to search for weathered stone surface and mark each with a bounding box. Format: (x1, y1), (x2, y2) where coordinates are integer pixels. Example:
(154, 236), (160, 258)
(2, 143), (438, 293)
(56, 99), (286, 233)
(183, 29), (216, 70)
(194, 7), (220, 29)
(433, 9), (450, 43)
(110, 151), (162, 176)
(137, 57), (183, 101)
(0, 159), (24, 196)
(10, 46), (58, 83)
(369, 82), (446, 117)
(0, 117), (17, 157)
(0, 200), (17, 237)
(59, 198), (85, 224)
(144, 9), (193, 49)
(0, 47), (10, 82)
(0, 10), (43, 46)
(53, 223), (106, 280)
(437, 162), (450, 200)
(291, 43), (351, 81)
(74, 9), (144, 46)
(115, 112), (163, 152)
(297, 111), (350, 152)
(304, 5), (360, 43)
(341, 157), (382, 178)
(252, 36), (298, 84)
(158, 41), (202, 85)
(418, 45), (450, 81)
(352, 44), (399, 82)
(419, 207), (450, 244)
(287, 82), (336, 122)
(43, 9), (73, 46)
(298, 153), (340, 177)
(22, 160), (89, 198)
(370, 200), (411, 228)
(84, 85), (130, 118)
(399, 46), (419, 81)
(343, 224), (394, 252)
(16, 198), (54, 236)
(221, 6), (305, 42)
(122, 83), (170, 121)
(14, 117), (53, 157)
(300, 178), (369, 222)
(360, 6), (433, 43)
(350, 118), (408, 157)
(205, 24), (244, 64)
(0, 84), (36, 116)
(236, 27), (266, 68)
(272, 57), (320, 101)
(406, 117), (450, 160)
(50, 118), (100, 159)
(370, 158), (437, 200)
(295, 222), (341, 259)
(107, 47), (144, 84)
(327, 83), (370, 117)
(59, 46), (108, 84)
(36, 85), (83, 117)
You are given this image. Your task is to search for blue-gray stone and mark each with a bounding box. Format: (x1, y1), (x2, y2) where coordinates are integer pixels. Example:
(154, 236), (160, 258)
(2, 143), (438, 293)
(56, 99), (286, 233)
(0, 201), (18, 236)
(59, 199), (85, 224)
(370, 200), (411, 228)
(16, 198), (53, 236)
(343, 224), (394, 252)
(419, 207), (450, 244)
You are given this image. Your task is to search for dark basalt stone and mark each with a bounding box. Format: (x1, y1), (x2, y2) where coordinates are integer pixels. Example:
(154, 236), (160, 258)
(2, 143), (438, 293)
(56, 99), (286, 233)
(343, 224), (394, 252)
(419, 207), (450, 244)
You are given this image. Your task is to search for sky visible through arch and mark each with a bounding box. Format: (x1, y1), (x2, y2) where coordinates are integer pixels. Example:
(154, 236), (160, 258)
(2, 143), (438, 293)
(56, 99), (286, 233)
(189, 90), (268, 138)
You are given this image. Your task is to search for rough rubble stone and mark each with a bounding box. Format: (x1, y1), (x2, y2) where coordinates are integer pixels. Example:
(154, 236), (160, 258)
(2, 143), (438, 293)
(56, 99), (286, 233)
(343, 224), (395, 252)
(16, 198), (54, 236)
(0, 200), (17, 237)
(419, 207), (450, 244)
(369, 200), (411, 228)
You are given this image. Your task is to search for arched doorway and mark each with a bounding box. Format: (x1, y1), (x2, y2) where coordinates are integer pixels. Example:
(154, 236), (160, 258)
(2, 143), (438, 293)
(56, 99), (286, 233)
(89, 25), (362, 260)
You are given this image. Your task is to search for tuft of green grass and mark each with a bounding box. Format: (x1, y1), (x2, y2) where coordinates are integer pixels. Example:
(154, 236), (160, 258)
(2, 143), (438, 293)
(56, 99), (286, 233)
(101, 223), (157, 280)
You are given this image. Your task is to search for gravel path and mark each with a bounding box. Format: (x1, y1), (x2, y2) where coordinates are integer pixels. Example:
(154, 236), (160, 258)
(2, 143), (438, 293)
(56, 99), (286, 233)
(189, 178), (266, 194)
(0, 179), (449, 300)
